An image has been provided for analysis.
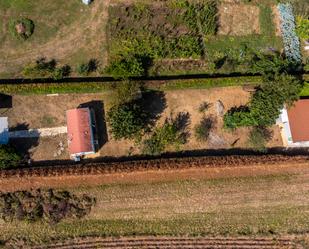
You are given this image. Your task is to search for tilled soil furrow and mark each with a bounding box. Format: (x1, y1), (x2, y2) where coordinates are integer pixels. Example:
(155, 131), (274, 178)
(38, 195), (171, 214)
(32, 237), (298, 249)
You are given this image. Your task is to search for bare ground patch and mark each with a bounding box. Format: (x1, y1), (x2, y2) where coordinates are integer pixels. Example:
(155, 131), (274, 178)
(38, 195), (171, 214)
(218, 3), (260, 35)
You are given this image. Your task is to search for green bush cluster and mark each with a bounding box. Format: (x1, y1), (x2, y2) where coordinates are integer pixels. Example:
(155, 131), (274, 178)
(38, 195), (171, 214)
(9, 18), (34, 40)
(22, 58), (70, 80)
(107, 101), (147, 140)
(143, 118), (186, 155)
(0, 145), (22, 170)
(247, 126), (273, 152)
(105, 55), (145, 79)
(224, 74), (302, 129)
(296, 16), (309, 40)
(0, 189), (95, 224)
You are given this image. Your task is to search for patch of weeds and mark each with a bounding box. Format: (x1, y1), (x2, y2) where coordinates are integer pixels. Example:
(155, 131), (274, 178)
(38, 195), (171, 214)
(198, 101), (212, 113)
(194, 116), (215, 142)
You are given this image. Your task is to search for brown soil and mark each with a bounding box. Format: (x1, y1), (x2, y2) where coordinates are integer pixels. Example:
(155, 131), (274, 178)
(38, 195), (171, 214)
(1, 159), (308, 192)
(218, 3), (260, 35)
(30, 236), (302, 249)
(272, 6), (282, 36)
(15, 23), (26, 34)
(3, 87), (283, 161)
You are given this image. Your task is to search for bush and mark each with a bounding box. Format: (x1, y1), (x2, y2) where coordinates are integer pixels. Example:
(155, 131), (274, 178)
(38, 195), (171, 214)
(76, 59), (98, 76)
(194, 116), (214, 141)
(295, 16), (309, 40)
(112, 81), (142, 106)
(248, 126), (273, 152)
(22, 58), (70, 79)
(0, 145), (22, 169)
(107, 102), (147, 140)
(224, 74), (302, 129)
(105, 55), (145, 79)
(143, 118), (186, 155)
(9, 18), (34, 40)
(0, 189), (96, 224)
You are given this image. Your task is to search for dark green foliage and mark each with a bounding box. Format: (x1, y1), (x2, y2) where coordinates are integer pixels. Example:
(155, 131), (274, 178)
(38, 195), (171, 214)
(9, 18), (34, 40)
(0, 145), (22, 169)
(107, 1), (217, 62)
(194, 116), (214, 141)
(112, 81), (142, 106)
(22, 58), (70, 79)
(224, 74), (303, 129)
(105, 55), (145, 79)
(76, 59), (98, 76)
(0, 189), (95, 224)
(248, 126), (273, 152)
(143, 116), (186, 155)
(107, 102), (147, 140)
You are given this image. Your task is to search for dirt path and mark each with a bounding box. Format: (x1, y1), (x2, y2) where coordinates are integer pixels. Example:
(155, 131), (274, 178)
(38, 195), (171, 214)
(1, 161), (309, 192)
(0, 0), (110, 74)
(31, 236), (302, 249)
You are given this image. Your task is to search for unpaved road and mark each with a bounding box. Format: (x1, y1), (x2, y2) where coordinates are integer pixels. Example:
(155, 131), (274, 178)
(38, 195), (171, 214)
(1, 161), (309, 192)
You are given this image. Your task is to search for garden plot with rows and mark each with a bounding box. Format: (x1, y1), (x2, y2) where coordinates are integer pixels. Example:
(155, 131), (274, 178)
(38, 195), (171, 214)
(106, 0), (283, 76)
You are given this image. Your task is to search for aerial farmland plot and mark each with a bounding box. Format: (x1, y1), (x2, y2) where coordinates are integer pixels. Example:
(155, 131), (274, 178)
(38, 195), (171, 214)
(0, 0), (309, 248)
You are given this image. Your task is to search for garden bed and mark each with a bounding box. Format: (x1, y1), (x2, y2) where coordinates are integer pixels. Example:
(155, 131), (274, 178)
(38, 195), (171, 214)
(107, 0), (283, 76)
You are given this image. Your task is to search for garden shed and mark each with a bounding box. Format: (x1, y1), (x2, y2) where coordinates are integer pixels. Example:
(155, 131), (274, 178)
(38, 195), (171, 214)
(66, 108), (96, 160)
(0, 117), (9, 144)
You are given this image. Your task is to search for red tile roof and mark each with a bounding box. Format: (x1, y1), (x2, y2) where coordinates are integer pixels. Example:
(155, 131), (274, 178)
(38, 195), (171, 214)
(66, 108), (94, 155)
(287, 99), (309, 142)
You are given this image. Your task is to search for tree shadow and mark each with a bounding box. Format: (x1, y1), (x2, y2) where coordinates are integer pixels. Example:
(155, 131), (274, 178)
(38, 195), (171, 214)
(78, 101), (108, 151)
(88, 59), (99, 73)
(8, 123), (39, 161)
(174, 111), (191, 143)
(139, 90), (167, 129)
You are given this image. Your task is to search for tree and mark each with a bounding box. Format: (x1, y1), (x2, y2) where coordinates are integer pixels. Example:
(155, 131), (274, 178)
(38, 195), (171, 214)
(224, 74), (302, 129)
(107, 102), (147, 140)
(0, 145), (22, 169)
(111, 81), (142, 106)
(105, 55), (145, 79)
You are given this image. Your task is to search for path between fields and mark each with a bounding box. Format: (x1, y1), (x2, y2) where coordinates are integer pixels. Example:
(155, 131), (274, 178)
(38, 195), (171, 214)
(1, 161), (309, 192)
(9, 126), (67, 138)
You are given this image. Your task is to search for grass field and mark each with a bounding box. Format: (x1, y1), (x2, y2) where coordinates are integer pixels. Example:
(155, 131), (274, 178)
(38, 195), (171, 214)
(0, 0), (108, 78)
(1, 172), (309, 245)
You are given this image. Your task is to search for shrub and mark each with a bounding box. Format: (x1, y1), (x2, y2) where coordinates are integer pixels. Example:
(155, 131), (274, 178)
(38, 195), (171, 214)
(76, 59), (98, 76)
(112, 81), (142, 106)
(194, 116), (214, 141)
(0, 145), (22, 169)
(107, 102), (147, 140)
(248, 126), (273, 152)
(0, 189), (96, 224)
(277, 3), (302, 63)
(224, 74), (302, 129)
(9, 18), (34, 40)
(295, 16), (309, 40)
(22, 58), (70, 79)
(105, 55), (145, 79)
(198, 101), (211, 113)
(77, 63), (90, 76)
(143, 118), (186, 155)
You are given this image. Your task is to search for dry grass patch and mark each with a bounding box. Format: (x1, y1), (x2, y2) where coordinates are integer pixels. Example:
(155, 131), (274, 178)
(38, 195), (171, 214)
(218, 3), (260, 35)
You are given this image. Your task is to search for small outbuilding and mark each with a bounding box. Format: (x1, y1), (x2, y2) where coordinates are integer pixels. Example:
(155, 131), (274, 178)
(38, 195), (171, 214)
(82, 0), (92, 5)
(0, 117), (9, 145)
(277, 99), (309, 147)
(66, 108), (96, 160)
